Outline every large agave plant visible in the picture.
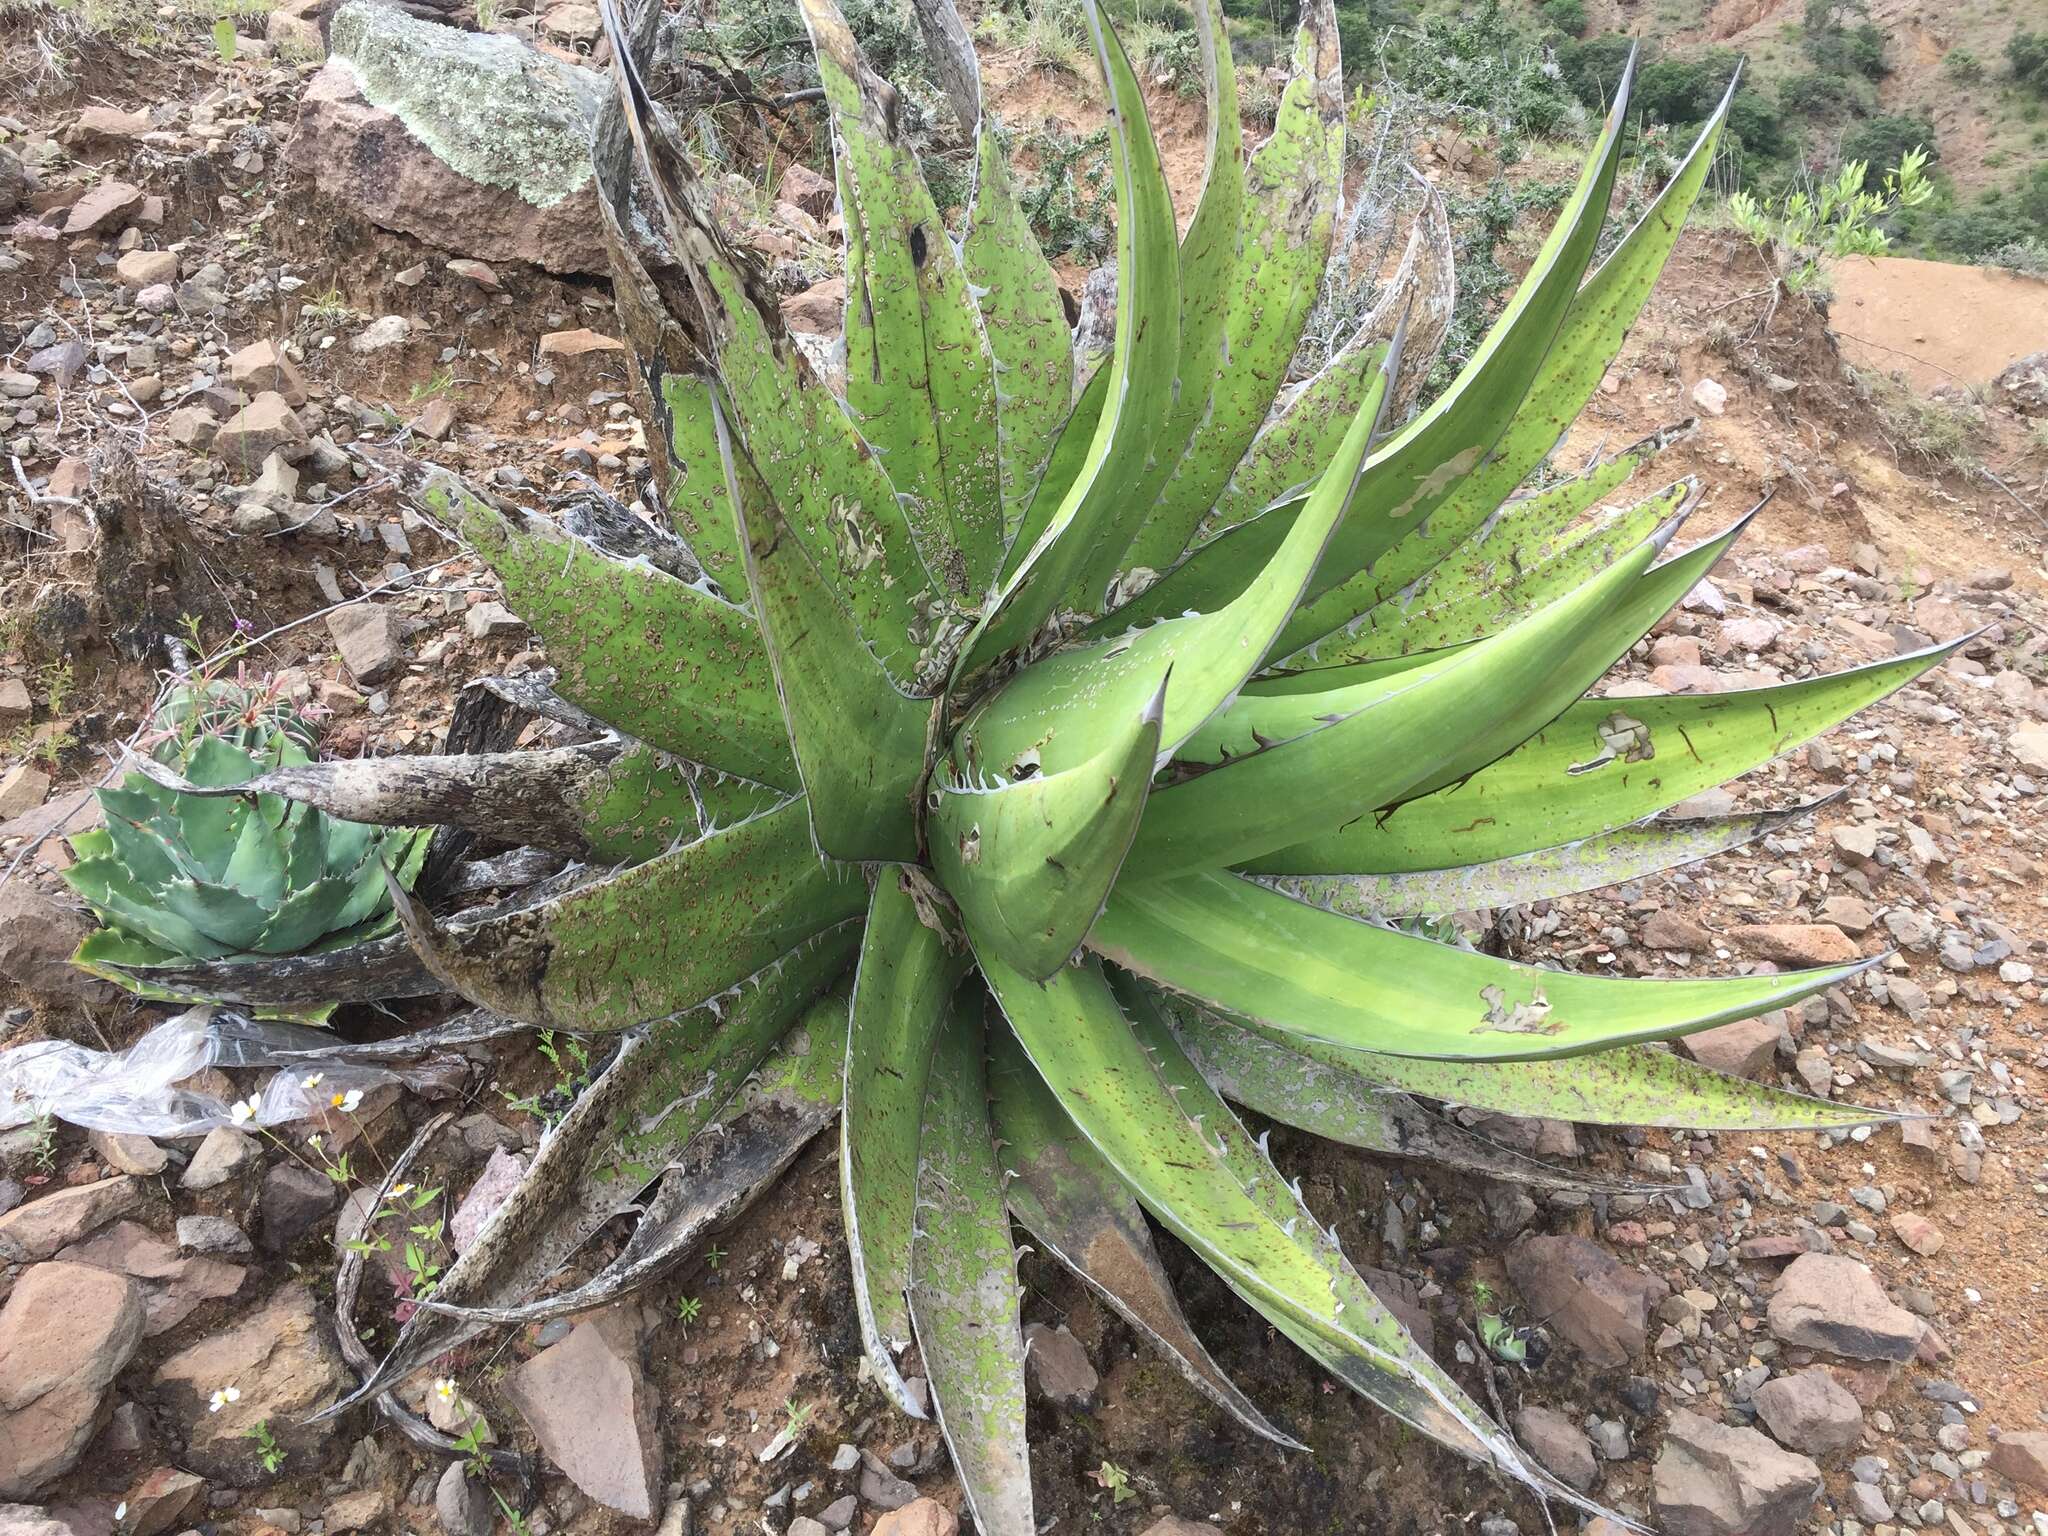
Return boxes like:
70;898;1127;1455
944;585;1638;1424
112;0;1950;1522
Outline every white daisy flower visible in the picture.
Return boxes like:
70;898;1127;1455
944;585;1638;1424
433;1378;457;1401
332;1088;364;1114
390;1183;414;1200
303;1072;324;1090
229;1098;259;1126
208;1385;241;1413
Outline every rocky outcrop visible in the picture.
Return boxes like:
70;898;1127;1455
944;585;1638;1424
288;2;606;273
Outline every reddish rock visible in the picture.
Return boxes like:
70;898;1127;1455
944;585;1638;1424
114;249;178;288
781;278;846;336
1506;1234;1667;1368
504;1315;660;1517
0;1178;142;1263
1680;1016;1781;1080
872;1502;958;1536
121;1467;206;1536
1729;923;1860;967
1022;1323;1099;1411
1990;1431;2048;1492
1889;1212;1944;1256
327;604;406;687
1751;1367;1862;1455
1652;1409;1820;1536
0;1262;147;1497
62;180;144;235
214;392;309;473
1767;1253;1921;1362
58;1220;246;1335
154;1285;349;1485
288;57;605;274
1642;908;1713;951
1649;662;1722;693
537;327;625;359
777;160;834;217
225;339;307;408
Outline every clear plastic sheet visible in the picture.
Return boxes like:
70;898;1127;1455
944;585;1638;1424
0;1007;404;1138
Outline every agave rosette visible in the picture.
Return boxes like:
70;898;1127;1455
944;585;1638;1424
64;678;429;1017
84;0;1951;1522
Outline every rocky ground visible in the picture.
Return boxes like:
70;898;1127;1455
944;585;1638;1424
2;5;2047;1536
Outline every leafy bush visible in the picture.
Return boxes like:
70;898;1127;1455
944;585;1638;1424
1554;32;1634;110
1802;0;1886;79
1381;0;1578;139
1840;113;1937;174
1778;69;1858;117
1943;48;1983;84
1728;147;1933;291
2008;30;2048;92
1539;0;1585;37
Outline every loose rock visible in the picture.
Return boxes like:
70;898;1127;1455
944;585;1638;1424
1506;1234;1668;1368
1767;1253;1922;1362
0;1262;146;1497
1751;1367;1863;1455
504;1315;661;1518
1652;1410;1821;1536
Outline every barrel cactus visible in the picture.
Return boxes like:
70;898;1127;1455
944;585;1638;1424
83;0;1948;1521
64;676;427;1013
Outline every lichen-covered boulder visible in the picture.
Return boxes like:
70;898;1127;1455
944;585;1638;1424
288;1;606;273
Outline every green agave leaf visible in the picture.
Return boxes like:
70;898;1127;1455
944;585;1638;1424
986;1024;1303;1448
1090;872;1874;1062
964;127;1076;547
1163;999;1658;1193
1001;365;1110;584
843;874;972;1417
333;938;855;1415
610;76;940;677
1272;1027;1896;1133
95;791;194;888
981;952;1567;1502
251;872;361;954
133;741;720;868
1121;0;1345;576
1322;450;1697;664
1129;502;1685;879
958;332;1397;783
954;0;1181;675
72;926;180;970
158;877;272;952
1108;48;1638;639
221;802;290;909
717;401;933;863
386;795;868;1031
1269;796;1839;918
1183;198;1455;549
64;856;236;959
802;0;1002;596
1276;75;1739;661
1250;641;1966;875
462;500;797;790
932;676;1165;980
644;370;743;591
908;993;1034;1536
900;0;1074;549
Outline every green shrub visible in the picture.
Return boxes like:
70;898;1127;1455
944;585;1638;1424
1778;69;1857;116
1554;32;1634;110
1801;0;1886;78
1841;113;1936;174
1943;48;1982;83
2008;30;2048;92
1539;0;1585;37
